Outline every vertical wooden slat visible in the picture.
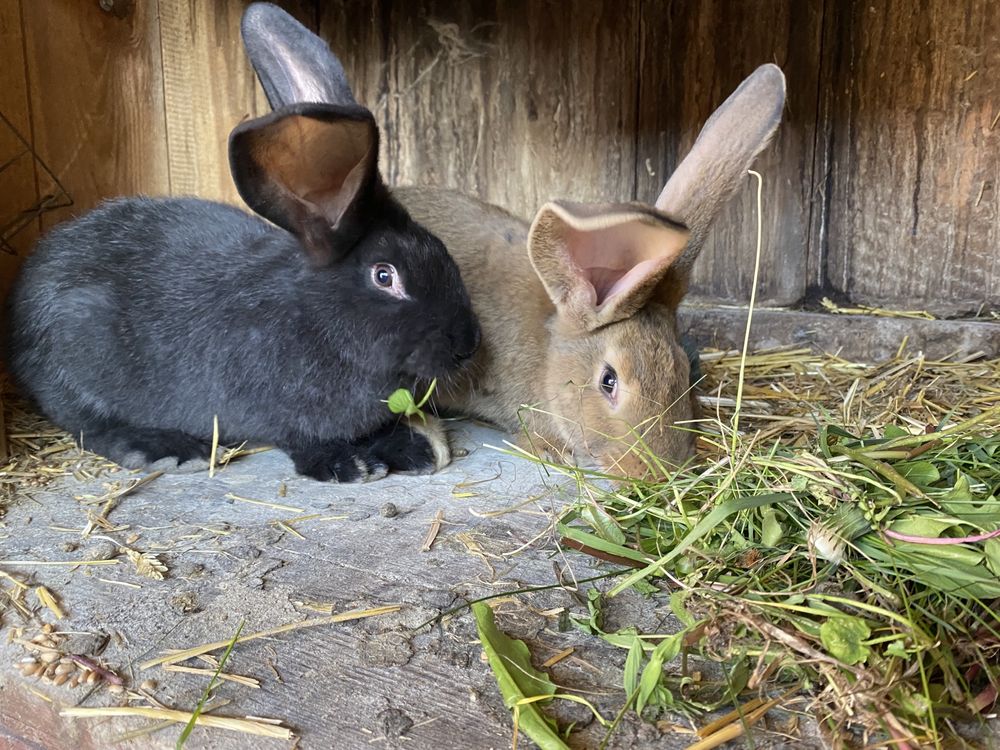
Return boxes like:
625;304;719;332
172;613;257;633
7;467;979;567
157;0;317;205
323;0;639;221
637;0;825;306
0;0;39;306
823;0;1000;313
21;0;170;229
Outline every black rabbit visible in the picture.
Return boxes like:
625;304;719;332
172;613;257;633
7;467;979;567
5;99;480;482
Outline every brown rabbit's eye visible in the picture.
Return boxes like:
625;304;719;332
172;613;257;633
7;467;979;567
599;365;619;404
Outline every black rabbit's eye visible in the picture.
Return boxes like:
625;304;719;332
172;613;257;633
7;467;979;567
599;365;619;404
373;264;394;287
371;263;408;300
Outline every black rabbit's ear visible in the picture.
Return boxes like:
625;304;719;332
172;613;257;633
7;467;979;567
242;2;357;109
230;103;380;265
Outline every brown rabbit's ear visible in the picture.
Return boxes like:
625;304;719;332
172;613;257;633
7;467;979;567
654;64;785;279
229;103;379;265
527;200;690;331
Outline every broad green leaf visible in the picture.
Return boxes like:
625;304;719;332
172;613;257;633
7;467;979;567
897;461;940;487
600;629;642;650
558;524;650;564
984;539;1000;578
649;629;686;664
635;655;662;715
819;616;871;665
623;637;643;696
888;515;966;539
761;508;784;547
580;504;626;545
472;603;567;750
884;640;909;659
569;588;604;635
386;388;416;415
634;629;687;715
669;590;696;627
728;658;750;696
883;425;910;440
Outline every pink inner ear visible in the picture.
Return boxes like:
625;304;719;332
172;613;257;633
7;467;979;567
561;222;686;309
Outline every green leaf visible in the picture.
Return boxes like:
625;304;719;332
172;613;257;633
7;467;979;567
558;524;651;564
176;620;244;749
819;616;871;665
897;460;940;487
472;603;567;750
984;539;1000;578
669;590;696;628
761;508;784;547
623;637;643;696
649;629;686;664
635;629;686;715
386;388;416;415
609;493;791;596
580;504;626;545
884;640;909;659
635;655;662;716
728;658;750;696
883;425;910;440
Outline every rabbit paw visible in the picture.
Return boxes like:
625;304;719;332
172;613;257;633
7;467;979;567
85;426;217;473
369;417;451;475
289;441;390;483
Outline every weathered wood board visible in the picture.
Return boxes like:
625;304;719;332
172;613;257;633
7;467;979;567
20;0;170;229
637;0;824;307
1;0;999;360
820;0;1000;312
1;425;805;750
377;0;640;221
680;307;1000;361
0;0;39;301
158;0;317;206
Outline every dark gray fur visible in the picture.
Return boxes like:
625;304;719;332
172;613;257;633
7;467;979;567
6;114;479;482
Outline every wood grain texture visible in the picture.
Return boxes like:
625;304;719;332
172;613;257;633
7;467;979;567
823;0;1000;312
21;0;170;229
637;0;824;306
680;306;1000;361
157;0;317;204
331;0;640;221
0;0;37;304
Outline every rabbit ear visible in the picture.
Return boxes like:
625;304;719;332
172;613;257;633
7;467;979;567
241;2;358;109
654;64;786;277
527;201;690;331
230;103;380;266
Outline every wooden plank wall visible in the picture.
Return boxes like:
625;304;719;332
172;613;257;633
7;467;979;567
292;0;1000;314
0;0;998;316
0;0;310;299
819;0;1000;313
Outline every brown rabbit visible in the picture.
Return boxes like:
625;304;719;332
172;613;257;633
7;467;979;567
241;3;785;477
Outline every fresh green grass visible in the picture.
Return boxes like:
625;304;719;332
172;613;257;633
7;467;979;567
542;398;1000;746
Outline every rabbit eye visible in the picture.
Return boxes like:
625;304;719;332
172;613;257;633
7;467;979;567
371;263;407;299
598;365;619;405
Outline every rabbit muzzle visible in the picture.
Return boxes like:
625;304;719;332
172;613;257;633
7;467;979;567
399;312;481;379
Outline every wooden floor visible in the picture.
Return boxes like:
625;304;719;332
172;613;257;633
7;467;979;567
1;424;817;750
